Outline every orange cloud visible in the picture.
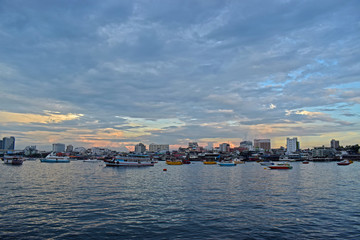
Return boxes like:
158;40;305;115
0;111;83;124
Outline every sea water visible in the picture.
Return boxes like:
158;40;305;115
1;161;360;239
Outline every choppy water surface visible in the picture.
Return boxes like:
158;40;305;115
1;160;360;239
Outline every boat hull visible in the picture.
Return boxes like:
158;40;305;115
166;161;183;165
203;161;217;164
106;161;154;167
268;166;292;169
219;163;236;166
4;159;23;165
40;159;70;163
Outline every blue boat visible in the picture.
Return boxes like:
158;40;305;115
218;161;236;166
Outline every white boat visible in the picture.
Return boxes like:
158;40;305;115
3;155;23;165
40;152;70;163
106;155;154;167
83;159;100;162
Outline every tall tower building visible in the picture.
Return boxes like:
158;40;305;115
135;143;146;153
286;137;299;154
3;136;15;150
149;144;169;152
219;143;230;152
330;139;339;149
66;145;74;152
52;143;65;153
254;139;271;151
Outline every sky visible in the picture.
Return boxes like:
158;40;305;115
0;0;360;151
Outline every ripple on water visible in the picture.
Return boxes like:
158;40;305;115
1;161;360;239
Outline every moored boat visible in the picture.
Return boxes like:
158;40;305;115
268;163;292;169
106;155;155;167
233;158;245;164
166;160;183;165
40;152;70;163
218;161;236;166
83;159;100;162
106;159;154;167
337;159;352;165
3;155;23;165
259;161;274;166
203;160;217;164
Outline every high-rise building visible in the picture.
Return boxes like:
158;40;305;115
254;139;271;151
0;140;3;149
149;143;169;152
135;143;146;153
188;142;198;150
219;143;230;152
240;141;253;150
52;143;65;153
66;145;74;152
286;137;299;154
3;136;15;150
330;139;339;149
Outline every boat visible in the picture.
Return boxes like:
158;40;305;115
302;161;309;164
337;159;352;166
268;163;292;169
203;160;217;164
83;159;101;162
40;152;70;163
182;159;191;164
106;155;155;167
218;161;236;166
259;161;274;166
166;160;183;165
233;158;245;164
3;155;23;165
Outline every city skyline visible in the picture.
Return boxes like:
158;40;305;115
1;0;359;151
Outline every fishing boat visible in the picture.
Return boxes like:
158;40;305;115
166;160;183;165
268;163;292;169
83;159;101;162
218;161;236;166
3;155;23;165
259;161;274;166
182;159;191;164
337;159;352;166
106;155;155;167
40;152;70;163
203;160;217;164
233;158;245;164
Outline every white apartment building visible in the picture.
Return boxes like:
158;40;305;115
135;143;146;153
52;143;65;153
286;137;299;154
149;143;169;152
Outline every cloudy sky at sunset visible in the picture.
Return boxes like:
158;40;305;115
1;0;359;151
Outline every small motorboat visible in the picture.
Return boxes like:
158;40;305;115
268;163;292;169
203;160;217;164
302;161;309;164
166;160;183;165
260;161;274;166
337;160;352;166
83;159;100;162
106;159;154;167
3;155;23;165
218;161;236;166
233;158;245;164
